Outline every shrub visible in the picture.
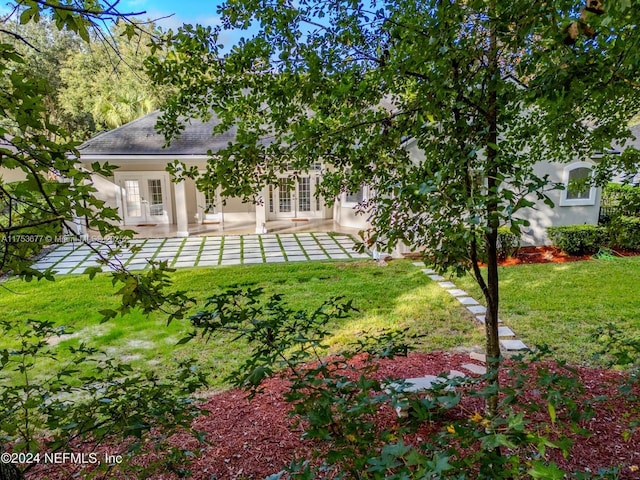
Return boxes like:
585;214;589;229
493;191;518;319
600;184;640;223
497;226;521;259
547;225;604;256
190;288;605;480
607;215;640;250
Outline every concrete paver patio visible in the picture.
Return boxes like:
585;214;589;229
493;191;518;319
31;233;370;275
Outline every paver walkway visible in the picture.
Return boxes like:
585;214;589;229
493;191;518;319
412;262;529;354
32;233;370;275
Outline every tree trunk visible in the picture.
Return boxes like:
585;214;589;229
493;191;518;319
484;0;501;419
0;445;24;480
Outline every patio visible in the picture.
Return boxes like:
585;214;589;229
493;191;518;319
31;232;371;275
125;218;363;238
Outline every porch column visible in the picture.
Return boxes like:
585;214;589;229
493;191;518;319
255;188;267;234
175;178;189;237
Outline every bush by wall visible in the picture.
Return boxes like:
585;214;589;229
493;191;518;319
547;225;604;256
497;226;521;259
607;215;640;250
600;183;640;224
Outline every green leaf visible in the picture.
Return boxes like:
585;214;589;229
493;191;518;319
547;401;556;425
528;460;566;479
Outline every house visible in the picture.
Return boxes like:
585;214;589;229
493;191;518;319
77;110;369;238
76;110;607;246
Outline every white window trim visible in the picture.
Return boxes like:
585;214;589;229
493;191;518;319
559;161;596;207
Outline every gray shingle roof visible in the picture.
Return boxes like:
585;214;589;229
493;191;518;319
623;123;640;151
78;111;235;156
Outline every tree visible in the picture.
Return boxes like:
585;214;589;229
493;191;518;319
147;0;640;417
59;20;169;134
0;17;92;140
1;3;199;479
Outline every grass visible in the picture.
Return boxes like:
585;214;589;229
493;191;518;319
455;256;640;366
0;260;484;388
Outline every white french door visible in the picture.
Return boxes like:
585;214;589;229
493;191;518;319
268;175;322;220
116;172;172;225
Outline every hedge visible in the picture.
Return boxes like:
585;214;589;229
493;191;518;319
547;225;604;256
607;216;640;250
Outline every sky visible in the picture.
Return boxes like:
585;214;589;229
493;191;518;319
117;0;225;30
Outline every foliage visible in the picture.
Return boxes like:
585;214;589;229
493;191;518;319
0;2;196;479
190;288;611;479
592;323;640;370
59;20;169;134
547;225;604;255
146;0;640;416
600;183;640;222
0;260;483;388
0;317;207;478
478;226;521;262
0;18;90;139
496;226;521;260
606;215;640;250
455;256;640;366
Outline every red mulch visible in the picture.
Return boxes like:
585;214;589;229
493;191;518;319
498;246;640;266
25;352;640;480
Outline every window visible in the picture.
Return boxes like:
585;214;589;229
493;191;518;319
344;187;365;205
560;162;596;206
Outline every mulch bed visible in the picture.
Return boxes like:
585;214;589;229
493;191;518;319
26;352;640;480
499;246;640;266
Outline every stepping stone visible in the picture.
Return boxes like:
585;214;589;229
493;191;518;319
308;254;328;260
56;262;81;268
448;370;467;379
422;268;436;274
470;352;486;363
457;296;479;306
287;256;308;262
386;375;457;417
177;255;198;261
197;260;218;266
428;274;444;281
413;261;425;267
389;375;448;393
243;257;264;264
128;264;148;271
220;259;241;265
53;268;73;274
500;339;529;351
438;281;456;288
474;315;503;324
155;256;176;263
265;257;285;263
447;289;468;297
462;363;487;375
467;305;487;314
498;326;516;338
327;253;349;259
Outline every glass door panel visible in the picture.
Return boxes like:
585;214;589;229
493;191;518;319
278;178;292;214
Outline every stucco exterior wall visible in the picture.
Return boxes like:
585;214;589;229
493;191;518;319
333;199;368;230
517;160;601;245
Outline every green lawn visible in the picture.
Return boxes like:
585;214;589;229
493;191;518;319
0;260;483;387
455;256;640;366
